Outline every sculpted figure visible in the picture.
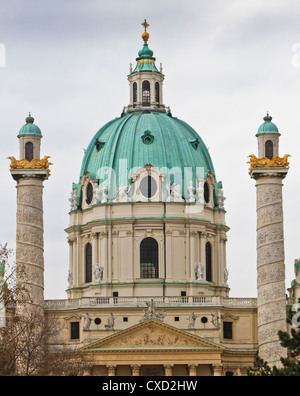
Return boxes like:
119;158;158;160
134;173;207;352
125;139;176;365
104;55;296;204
105;313;116;330
83;312;92;331
187;312;198;328
93;263;104;282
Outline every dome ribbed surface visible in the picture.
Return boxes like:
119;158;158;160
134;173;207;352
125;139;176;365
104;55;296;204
80;111;215;190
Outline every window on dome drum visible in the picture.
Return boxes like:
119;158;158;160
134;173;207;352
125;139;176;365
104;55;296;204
155;82;159;103
140;238;159;278
142;80;150;106
204;182;210;203
85;243;92;283
86;182;93;205
205;242;212;282
265;140;274;160
140;176;157;199
133;82;137;104
25;141;34;162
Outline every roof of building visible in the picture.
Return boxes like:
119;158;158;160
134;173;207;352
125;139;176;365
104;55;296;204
79;110;215;190
18;113;42;137
257;113;279;135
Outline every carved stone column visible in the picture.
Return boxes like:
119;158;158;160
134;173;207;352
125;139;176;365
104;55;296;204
212;364;223;376
250;168;288;367
131;364;141;376
107;365;117;376
12;171;49;316
164;364;173;376
188;364;197;376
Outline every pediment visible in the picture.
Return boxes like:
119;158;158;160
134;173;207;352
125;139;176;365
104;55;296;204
80;319;225;352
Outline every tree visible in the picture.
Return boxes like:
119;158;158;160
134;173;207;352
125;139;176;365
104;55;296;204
248;299;300;376
0;242;94;376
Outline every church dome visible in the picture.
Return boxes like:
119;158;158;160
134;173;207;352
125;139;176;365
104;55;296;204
79;110;215;199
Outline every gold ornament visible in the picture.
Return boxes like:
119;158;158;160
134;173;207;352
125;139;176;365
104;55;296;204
8;156;52;172
248;154;290;170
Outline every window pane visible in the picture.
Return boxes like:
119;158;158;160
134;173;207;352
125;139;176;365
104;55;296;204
223;322;233;339
155;82;159;103
206;242;212;282
133;82;137;103
85;243;92;283
140;238;158;278
142;80;150;106
265;140;273;160
25;142;34;162
70;322;79;340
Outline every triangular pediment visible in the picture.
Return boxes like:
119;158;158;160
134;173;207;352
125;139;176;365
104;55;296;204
80;319;225;352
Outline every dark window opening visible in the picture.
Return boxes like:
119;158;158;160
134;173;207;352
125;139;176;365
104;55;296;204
94;318;101;325
223;322;233;339
140;237;159;278
85;243;92;283
86;182;93;205
123;317;128;322
204;182;210;203
25;141;34;162
70;322;80;340
174;317;180;322
155;82;160;103
142;80;150;106
133;82;137;104
201;316;208;324
206;242;212;282
265;140;274;160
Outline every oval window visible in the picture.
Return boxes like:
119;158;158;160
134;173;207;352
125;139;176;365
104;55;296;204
86;183;94;205
204;182;210;203
140;176;157;199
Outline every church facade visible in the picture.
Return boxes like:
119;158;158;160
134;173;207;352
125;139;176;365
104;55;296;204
7;21;299;376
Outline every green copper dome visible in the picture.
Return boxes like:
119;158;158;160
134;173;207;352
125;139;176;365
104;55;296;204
18;114;42;137
257;113;279;135
78;111;217;203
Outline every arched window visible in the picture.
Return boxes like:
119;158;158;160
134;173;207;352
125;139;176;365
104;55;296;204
133;82;137;104
155;82;160;104
140;238;158;278
142;80;150;106
265;140;274;160
205;242;212;282
25;142;34;161
85;243;92;283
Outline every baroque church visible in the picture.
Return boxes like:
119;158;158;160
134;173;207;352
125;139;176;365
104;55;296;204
5;20;300;376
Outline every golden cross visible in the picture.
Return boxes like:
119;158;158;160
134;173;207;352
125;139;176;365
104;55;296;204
142;19;150;32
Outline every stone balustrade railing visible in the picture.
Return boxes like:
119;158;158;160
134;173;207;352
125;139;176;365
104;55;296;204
44;296;257;310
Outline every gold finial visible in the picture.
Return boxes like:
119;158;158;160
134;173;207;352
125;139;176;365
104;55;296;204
141;19;150;44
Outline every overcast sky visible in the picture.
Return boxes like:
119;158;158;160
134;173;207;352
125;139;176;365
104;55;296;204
0;0;299;300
